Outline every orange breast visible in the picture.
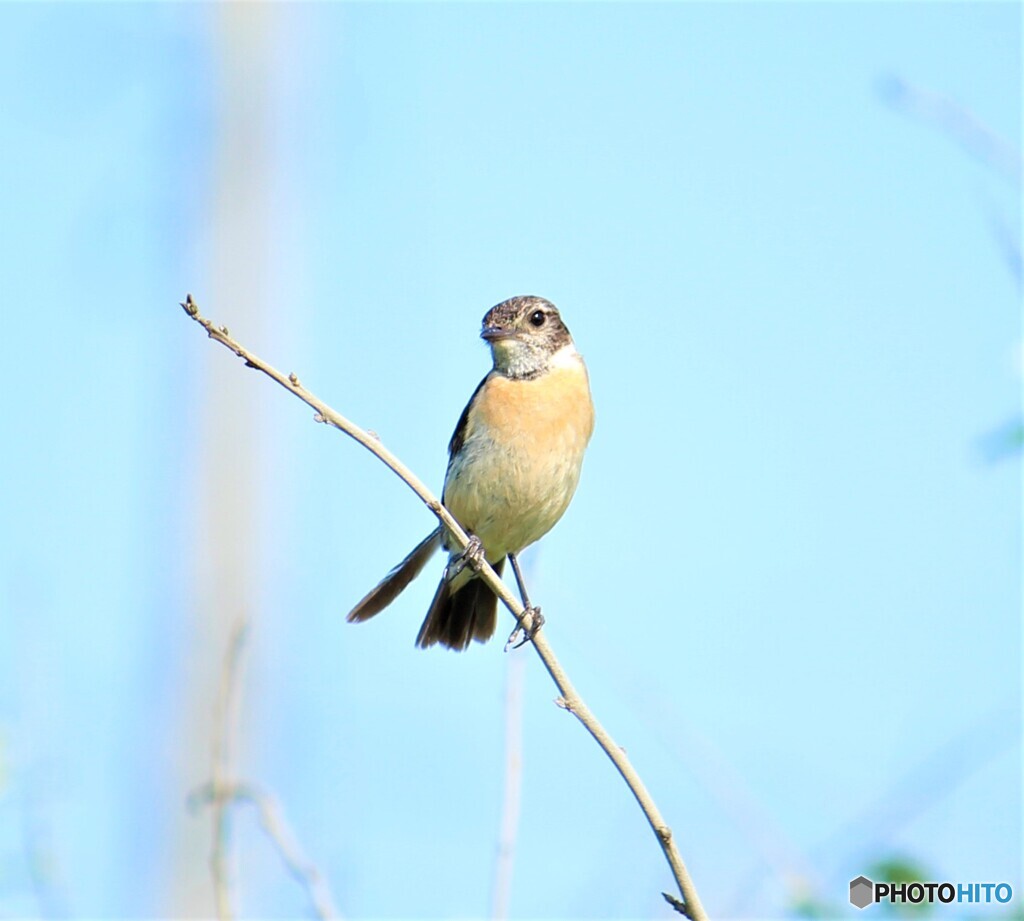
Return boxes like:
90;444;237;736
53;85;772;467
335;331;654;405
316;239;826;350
473;363;595;451
443;360;594;565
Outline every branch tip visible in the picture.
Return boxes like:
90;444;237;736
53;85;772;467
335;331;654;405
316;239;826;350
662;892;691;918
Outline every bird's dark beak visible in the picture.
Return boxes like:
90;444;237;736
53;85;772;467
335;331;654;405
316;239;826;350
481;326;515;342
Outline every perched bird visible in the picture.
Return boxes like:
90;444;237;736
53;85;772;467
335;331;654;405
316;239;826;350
347;295;594;650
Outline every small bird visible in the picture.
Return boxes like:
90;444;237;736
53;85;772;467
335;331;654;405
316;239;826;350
347;295;595;650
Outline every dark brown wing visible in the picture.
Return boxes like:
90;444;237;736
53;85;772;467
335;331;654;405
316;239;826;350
346;528;442;622
448;373;490;459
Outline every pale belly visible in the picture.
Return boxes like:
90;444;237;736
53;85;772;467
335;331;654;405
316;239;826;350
443;427;587;561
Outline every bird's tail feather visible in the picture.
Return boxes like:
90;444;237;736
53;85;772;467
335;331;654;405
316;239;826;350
346;528;443;623
416;558;504;651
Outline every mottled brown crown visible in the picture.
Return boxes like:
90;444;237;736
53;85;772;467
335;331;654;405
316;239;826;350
481;296;572;350
483;295;554;329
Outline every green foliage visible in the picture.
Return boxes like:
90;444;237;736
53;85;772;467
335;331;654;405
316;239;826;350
867;856;933;916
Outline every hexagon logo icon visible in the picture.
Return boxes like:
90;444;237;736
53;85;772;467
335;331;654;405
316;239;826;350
850;876;874;909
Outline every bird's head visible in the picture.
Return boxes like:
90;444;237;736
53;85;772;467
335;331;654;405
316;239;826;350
480;295;574;380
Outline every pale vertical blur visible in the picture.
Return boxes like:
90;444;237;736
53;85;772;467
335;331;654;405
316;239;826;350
167;5;274;915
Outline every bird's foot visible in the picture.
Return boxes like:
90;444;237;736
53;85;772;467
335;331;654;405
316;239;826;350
504;606;545;651
447;535;485;581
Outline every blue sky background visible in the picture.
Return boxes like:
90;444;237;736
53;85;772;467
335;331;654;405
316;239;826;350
0;3;1019;919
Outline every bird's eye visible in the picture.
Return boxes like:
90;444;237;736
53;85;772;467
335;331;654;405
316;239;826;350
529;310;546;328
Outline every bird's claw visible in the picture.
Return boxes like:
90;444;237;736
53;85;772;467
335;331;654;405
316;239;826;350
447;535;485;581
504;606;544;651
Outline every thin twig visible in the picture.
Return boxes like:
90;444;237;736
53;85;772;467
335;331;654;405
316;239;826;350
179;294;709;921
491;650;526;919
211;617;249;919
197;615;340;919
879;74;1022;185
190;782;341;919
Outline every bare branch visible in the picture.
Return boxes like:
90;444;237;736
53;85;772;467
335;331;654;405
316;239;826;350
879;74;1022;185
190;782;340;919
491;650;526;919
179;294;709;921
210;617;249;919
192;614;340;919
